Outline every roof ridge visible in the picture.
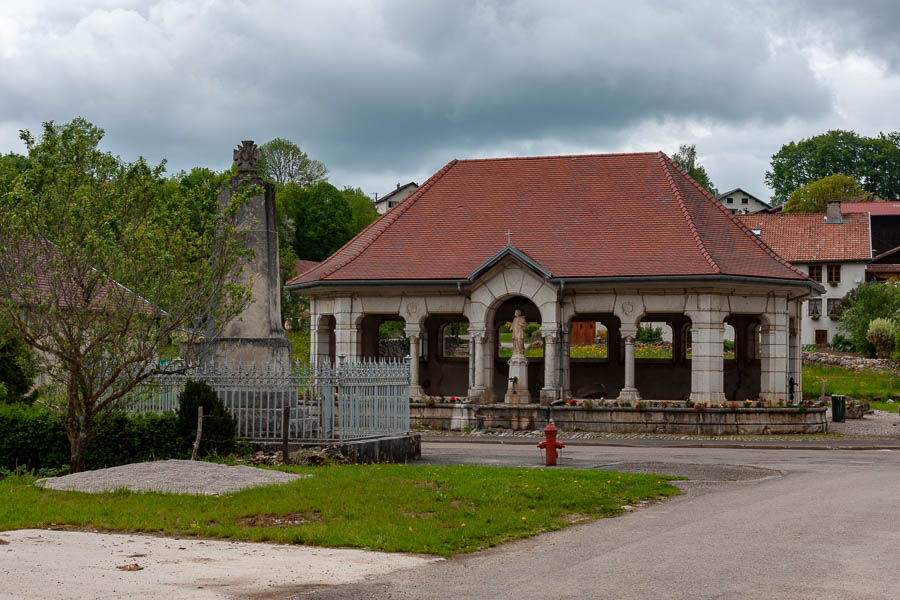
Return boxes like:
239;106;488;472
657;152;721;275
659;152;810;280
306;160;459;283
455;151;659;163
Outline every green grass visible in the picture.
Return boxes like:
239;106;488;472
802;364;900;403
0;464;680;557
288;329;310;365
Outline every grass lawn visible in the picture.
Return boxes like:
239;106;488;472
288;328;310;365
802;364;900;409
0;464;680;557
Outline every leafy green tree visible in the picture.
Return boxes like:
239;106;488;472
0;118;254;472
258;138;328;187
0;337;38;404
766;130;900;204
866;318;896;359
839;281;900;357
783;174;868;213
672;144;717;195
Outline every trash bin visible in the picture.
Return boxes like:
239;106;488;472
832;395;846;422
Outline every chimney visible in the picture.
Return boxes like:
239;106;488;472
825;200;842;223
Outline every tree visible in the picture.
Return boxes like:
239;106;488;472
258;138;328;187
0;336;38;404
782;174;868;213
671;144;716;195
839;281;900;357
766;130;900;204
0;118;254;472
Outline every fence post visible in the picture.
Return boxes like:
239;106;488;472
191;406;203;460
282;400;290;465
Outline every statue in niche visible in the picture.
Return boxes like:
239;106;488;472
511;309;527;356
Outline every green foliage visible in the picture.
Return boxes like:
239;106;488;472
524;322;541;338
671;144;716;194
0;464;680;557
279;181;377;261
0;337;38;404
258;138;328;187
830;333;855;353
838;281;900;356
802;364;900;402
378;320;406;340
0;118;254;471
636;325;663;344
176;380;236;457
866;318;896;359
0;403;180;471
783;174;866;213
766;129;900;204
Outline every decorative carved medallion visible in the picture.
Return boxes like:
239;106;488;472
233;140;261;174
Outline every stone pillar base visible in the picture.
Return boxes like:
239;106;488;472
690;391;727;404
505;355;530;404
539;388;558;405
409;384;425;400
467;387;487;403
617;387;642;403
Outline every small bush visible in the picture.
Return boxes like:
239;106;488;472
0;338;38;404
637;325;663;344
723;339;736;352
866;318;896;359
830;333;855;353
524;322;542;338
176;380;236;457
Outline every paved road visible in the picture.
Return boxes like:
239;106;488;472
300;441;900;600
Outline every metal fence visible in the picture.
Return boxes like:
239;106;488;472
125;358;410;442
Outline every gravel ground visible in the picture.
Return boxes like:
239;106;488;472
36;459;303;495
827;407;900;437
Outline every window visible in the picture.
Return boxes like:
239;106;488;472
388;201;398;208
827;264;841;284
827;299;841;316
808;299;821;316
726;197;733;204
741;198;749;204
808;265;822;282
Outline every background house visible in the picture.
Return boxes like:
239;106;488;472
716;188;770;214
738;202;871;346
374;182;419;214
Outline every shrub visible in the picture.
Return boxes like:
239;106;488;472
830;333;855;353
176;380;236;457
723;339;736;352
839;281;900;356
867;319;897;359
524;323;542;338
0;337;38;404
636;325;663;344
0;403;181;472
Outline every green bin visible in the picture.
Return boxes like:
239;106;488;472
832;395;846;422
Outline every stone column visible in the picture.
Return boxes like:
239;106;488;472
617;328;641;402
560;326;571;401
540;326;560;404
760;313;789;404
405;326;424;399
311;316;332;366
687;316;726;404
484;328;496;402
468;329;487;402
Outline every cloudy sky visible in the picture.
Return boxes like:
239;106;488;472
1;1;899;202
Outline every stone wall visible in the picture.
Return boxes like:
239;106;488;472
411;403;827;434
803;351;898;373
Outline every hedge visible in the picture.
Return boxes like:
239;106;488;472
0;403;183;472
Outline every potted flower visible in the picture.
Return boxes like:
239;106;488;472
811;314;820;321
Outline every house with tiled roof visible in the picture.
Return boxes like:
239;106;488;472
374;182;418;215
288;152;822;405
840;201;900;256
716;188;770;214
738;202;872;346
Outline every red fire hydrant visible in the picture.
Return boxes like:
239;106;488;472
537;421;565;466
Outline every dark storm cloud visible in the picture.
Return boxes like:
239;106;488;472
0;0;893;194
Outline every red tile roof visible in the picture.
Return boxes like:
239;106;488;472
293;259;320;277
737;213;871;263
288;153;809;287
841;201;900;215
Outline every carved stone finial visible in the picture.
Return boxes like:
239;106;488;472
233;140;261;174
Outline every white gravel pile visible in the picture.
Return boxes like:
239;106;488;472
36;459;304;495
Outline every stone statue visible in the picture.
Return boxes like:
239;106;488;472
233;140;261;174
511;309;527;355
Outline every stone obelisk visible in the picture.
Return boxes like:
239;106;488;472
211;140;291;366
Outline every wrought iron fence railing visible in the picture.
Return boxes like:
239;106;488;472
124;358;410;442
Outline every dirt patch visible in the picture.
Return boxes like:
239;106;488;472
237;511;322;528
402;510;436;519
411;480;442;489
564;513;591;524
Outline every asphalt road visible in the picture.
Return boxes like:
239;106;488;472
299;441;900;600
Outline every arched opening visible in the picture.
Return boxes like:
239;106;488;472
634;314;690;400
359;314;408;359
312;314;336;365
421;314;470;398
724;314;762;401
489;296;543;402
567;313;620;399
